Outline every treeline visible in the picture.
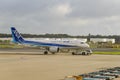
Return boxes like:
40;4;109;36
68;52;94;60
0;33;74;38
0;33;120;43
0;33;120;38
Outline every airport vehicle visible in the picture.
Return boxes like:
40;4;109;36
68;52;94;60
64;75;105;80
99;71;120;78
64;67;120;80
11;27;92;55
80;74;112;80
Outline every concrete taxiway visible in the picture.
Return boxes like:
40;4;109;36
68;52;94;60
0;49;120;80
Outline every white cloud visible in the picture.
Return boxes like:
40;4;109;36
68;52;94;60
50;3;72;17
0;0;120;35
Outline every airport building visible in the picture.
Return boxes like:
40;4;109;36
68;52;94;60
0;38;11;41
90;38;115;44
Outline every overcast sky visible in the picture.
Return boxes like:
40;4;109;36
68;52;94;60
0;0;120;35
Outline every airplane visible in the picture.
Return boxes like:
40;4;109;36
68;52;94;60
11;27;92;55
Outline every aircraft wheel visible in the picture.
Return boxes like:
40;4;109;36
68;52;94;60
72;52;75;55
52;52;55;54
44;51;48;55
82;52;85;55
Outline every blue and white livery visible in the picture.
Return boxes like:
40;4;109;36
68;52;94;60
11;27;92;55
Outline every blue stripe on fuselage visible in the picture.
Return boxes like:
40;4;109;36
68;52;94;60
22;40;78;48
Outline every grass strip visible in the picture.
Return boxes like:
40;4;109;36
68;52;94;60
94;51;120;55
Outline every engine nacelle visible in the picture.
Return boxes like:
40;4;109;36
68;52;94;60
49;47;59;53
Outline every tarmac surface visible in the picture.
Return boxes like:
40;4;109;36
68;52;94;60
0;48;120;80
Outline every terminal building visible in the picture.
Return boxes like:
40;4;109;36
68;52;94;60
0;38;11;41
90;38;115;44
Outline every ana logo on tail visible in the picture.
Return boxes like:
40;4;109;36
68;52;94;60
13;29;21;39
11;27;24;43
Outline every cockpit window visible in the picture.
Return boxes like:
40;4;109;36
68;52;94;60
80;42;84;44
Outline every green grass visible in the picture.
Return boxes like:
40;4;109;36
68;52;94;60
94;51;120;55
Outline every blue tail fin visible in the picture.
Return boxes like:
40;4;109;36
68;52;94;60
11;27;24;43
